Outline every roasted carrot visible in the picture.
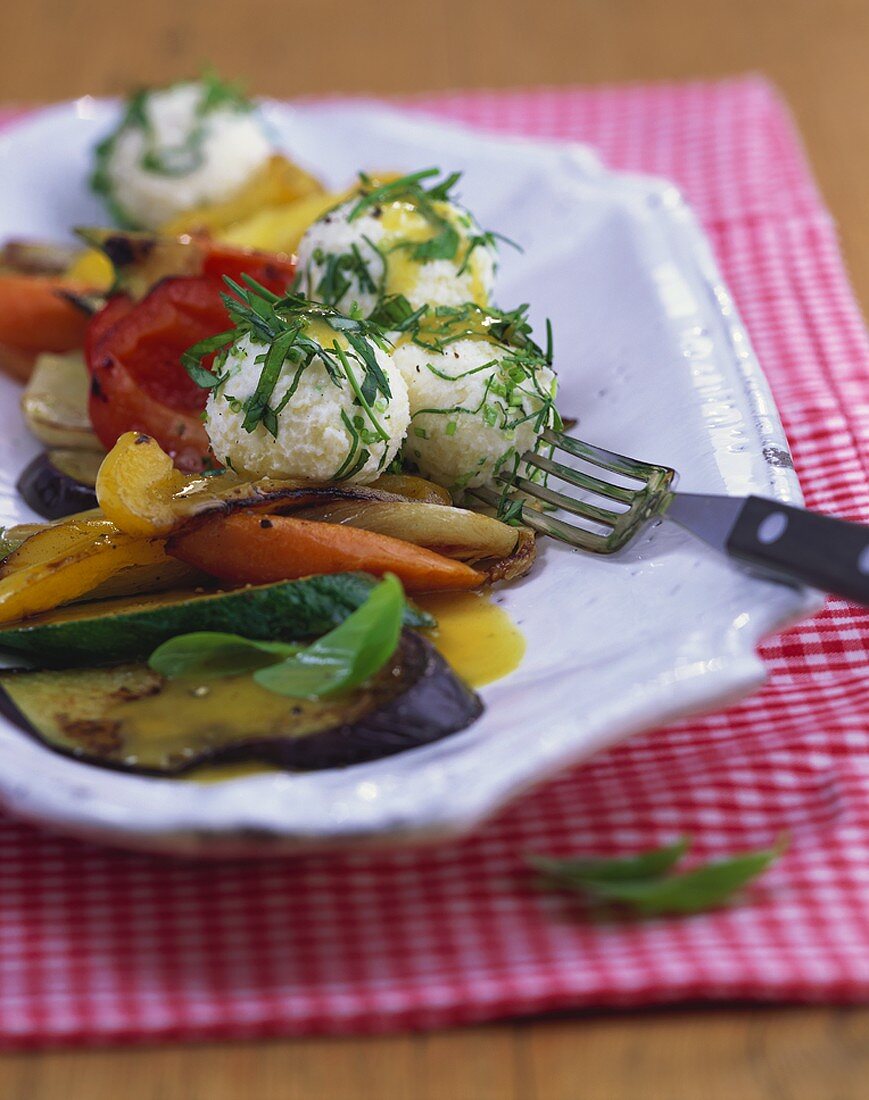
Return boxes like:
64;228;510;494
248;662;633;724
168;513;484;593
0;275;94;355
0;339;37;382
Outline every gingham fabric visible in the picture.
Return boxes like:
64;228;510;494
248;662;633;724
1;77;868;1047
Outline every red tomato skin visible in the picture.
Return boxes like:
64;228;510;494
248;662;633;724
82;248;295;470
101;278;225;411
200;244;295;291
86;292;210;470
87;348;211;471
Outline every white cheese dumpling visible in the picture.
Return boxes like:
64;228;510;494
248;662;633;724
392;305;558;493
294;170;498;319
92;75;272;230
202;292;409;484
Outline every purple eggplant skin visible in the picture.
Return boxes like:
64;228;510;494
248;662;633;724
16;451;99;520
0;631;484;775
257;631;484;771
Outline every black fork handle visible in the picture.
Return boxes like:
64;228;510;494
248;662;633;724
727;497;869;605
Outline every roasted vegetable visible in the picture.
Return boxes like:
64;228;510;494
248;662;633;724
368;474;452;505
0;520;71;557
21;352;102;449
0;573;432;666
96;432;529;581
83;558;204;602
168;513;484;593
0;510;201;604
95;431;416;536
217;189;346;253
1;239;80;277
88;348;212;471
0;274;95;356
160;155;326;238
294;500;518;562
96;432;464;534
75;228;200;298
16;450;102;520
84;251;295;469
0;514;119;574
95;429;187;535
0;521;171;624
483;527;537;584
0;340;37;382
75;228;296;302
0;630;482;773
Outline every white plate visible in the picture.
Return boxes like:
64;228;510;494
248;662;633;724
0;98;822;855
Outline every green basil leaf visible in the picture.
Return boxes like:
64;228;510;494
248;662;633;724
254;574;404;698
149;632;298;680
527;837;689;886
582;847;783;915
528;837;786;917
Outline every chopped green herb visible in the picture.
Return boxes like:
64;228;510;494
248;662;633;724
457;230;521;276
310;243;383;310
346;169;444;222
497;498;525;526
184;277;395;480
307;168;507;318
368;294;428;332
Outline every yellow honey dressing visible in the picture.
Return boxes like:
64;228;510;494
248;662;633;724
379;200;432;301
305;317;348;348
192;591;523;782
417;590;525;688
379;200;488;307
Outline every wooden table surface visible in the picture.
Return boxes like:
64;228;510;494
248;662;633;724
0;0;867;1095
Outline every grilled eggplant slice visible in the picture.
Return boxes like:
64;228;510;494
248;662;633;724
17;450;102;519
0;630;482;774
0;573;433;666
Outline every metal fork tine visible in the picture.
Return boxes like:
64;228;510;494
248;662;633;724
505;474;620;526
522;451;635;504
470;486;612;551
541;428;655;481
471;432;677;556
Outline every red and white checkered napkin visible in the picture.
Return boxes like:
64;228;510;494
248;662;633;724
1;78;868;1047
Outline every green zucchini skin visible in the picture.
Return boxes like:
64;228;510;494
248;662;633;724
0;573;433;667
0;631;482;774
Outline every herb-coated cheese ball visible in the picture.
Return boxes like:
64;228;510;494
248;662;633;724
392;306;558;493
202;297;409;484
92;77;272;230
294;170;498;319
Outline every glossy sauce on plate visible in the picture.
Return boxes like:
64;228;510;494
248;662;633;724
416;590;524;688
194;590;523;782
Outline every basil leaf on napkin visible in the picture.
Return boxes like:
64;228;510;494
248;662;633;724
528;837;785;916
528;837;689;886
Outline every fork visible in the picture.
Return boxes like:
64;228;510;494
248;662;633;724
471;428;869;606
